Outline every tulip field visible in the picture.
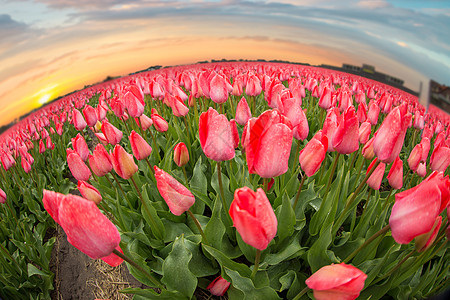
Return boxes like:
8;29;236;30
1;61;450;299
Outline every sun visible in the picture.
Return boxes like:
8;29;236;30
38;93;52;105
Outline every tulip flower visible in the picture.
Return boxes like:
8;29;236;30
430;146;450;173
173;142;189;167
318;86;332;110
408;144;422;172
245;109;293;178
209;73;230;104
323;107;340;152
73;109;87;131
137;114;153;131
43;190;121;260
367;100;380;125
89;144;112;177
230;119;240;149
293;108;309;141
21;155;31;173
199;108;235;162
72;133;90;162
101;120;123;146
129;130;152;161
124;90;145;118
235;96;252;125
366;158;386;190
417;162;427;177
373;103;411;163
387;156;403;190
245;73;262;96
0;187;6;204
151;112;169;132
207;276;231;296
419;137;430;162
389;171;450;244
332;106;359;154
299;133;328;177
305;263;367;300
154;166;195;216
415;216;442;252
110;144;138;180
0;151;15;171
39;139;46;153
82;105;98;127
358;121;371;144
78;181;102;205
67;149;91;181
229;187;277;250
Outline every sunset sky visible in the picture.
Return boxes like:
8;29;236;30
1;0;449;126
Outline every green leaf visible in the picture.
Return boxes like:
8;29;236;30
141;184;165;240
264;235;305;265
120;288;187;299
224;268;281;300
161;235;197;298
204;195;226;250
161;219;194;243
202;244;251;278
275;193;296;243
307;223;338;272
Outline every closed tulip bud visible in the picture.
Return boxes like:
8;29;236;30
318;86;332;110
207;276;231;297
245;73;262;96
67;149;91;181
199;108;236;162
110;144;138;179
367;100;380;125
366;158;386;190
89;144;112;177
41;128;49;139
299;133;328;177
209;73;230;104
72;133;89;161
137;114;153;131
387;156;403;189
415;216;442;252
229;187;277;250
96;104;107;122
1;151;15;171
235;96;252;125
323;107;340;152
430;146;450;172
82;105;98;127
417;162;427;177
101;120;123;145
151;113;169;132
358;121;371;144
362;136;375;160
124;90;145;118
230;119;240;149
73;109;87;131
306;263;367;300
129;130;152;160
332;106;359;154
0;187;6;204
408;144;422;172
173;142;189;167
420;137;430;162
110;96;125;117
78;180;102;204
39;139;46;153
154;166;195;215
293;109;309;141
46;136;55;150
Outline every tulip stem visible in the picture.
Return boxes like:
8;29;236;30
322;153;340;204
262;178;269;192
0;242;22;272
251;249;261;280
293;174;306;210
110;172;133;208
187;209;209;245
112;249;164;289
217;162;227;211
144;158;155;178
343;224;390;263
130;176;144;203
292;286;309;300
182;165;189;186
371;249;415;285
148;130;161;162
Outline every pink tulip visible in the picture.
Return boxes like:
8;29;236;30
39;140;46;153
408;144;422;172
235;96;252;125
366;158;386;190
419;137;430;162
129;130;152;160
293;109;309;141
89;144;112;177
199;108;235;162
207;276;231;296
417;162;427;177
332;106;359;154
83;105;98;127
323;108;340;152
137;114;153;131
124;90;145;118
430;146;450;172
389;171;450;244
367;100;379;125
154;166;195;215
230;119;240;149
318;86;332;110
209;73;230;104
306;263;367;300
245;73;262;96
78;181;102;205
73;109;87;131
173;142;189;167
229;187;277;250
151;112;169;132
110;145;138;180
0;187;6;204
415;216;442;252
72;133;90;162
101;120;123;145
358;121;371;144
67;149;91;181
42;190;64;224
299;132;328;177
387;156;403;190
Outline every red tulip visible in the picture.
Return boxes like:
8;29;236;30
199;107;235;162
0;151;15;171
333;106;359;154
389;171;450;244
373;103;411;163
430;146;450;173
235;96;252;125
358;121;371;144
151;112;169;132
419;137;430;162
387;156;403;190
367;100;379;125
408;144;422;172
154;166;195;215
39;139;46;153
67;149;91;181
136;114;153;131
230;119;240;149
110;145;138;179
129;130;152;160
323;107;340;152
42;190;64;224
207;276;231;296
78;181;102;205
82;105;98;127
89;144;112;177
366;158;386;190
299;132;328;177
101;120;123;145
72;133;90;162
246;109;293;178
293;109;309;141
21;155;31;173
73;109;87;131
229;187;277;250
306;263;367;300
173;142;189;167
101;246;124;267
46;136;55;150
124;90;145;118
318;86;332;110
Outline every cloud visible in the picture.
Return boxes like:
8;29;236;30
357;0;390;9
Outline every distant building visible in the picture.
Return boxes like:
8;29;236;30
429;80;450;114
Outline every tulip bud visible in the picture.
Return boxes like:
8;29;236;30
299;133;328;177
408;144;422;172
89;144;112;177
154;166;195;215
415;216;442;252
367;100;380;125
430;146;450;173
151;113;169;132
230;119;240;149
124;90;145;118
78;180;102;204
207;276;231;297
358;121;371;144
72;133;90;161
46;136;55;150
362;136;375;160
417;162;427;177
67;149;91;181
129;130;152;160
333;106;359;154
366;158;386;190
101;120;123;145
209;73;230;104
73;109;87;131
82;105;98;127
39;140;46;154
0;187;6;204
173;142;189;167
137;114;153;131
110;144;138;179
235;96;252;125
387;156;403;190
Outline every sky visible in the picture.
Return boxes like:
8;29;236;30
1;0;450;127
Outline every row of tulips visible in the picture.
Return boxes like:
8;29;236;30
1;61;449;300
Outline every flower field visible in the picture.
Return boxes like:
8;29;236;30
0;61;449;299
